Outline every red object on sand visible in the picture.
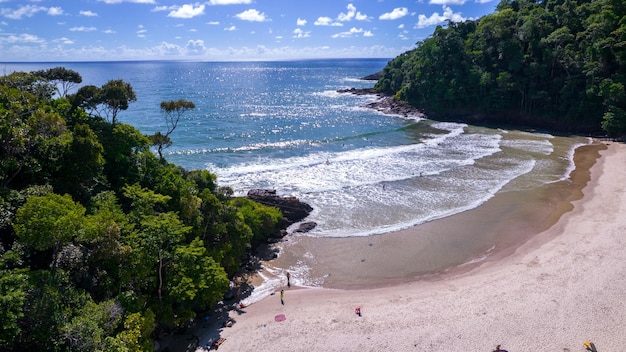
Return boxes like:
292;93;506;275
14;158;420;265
355;307;361;315
274;314;286;322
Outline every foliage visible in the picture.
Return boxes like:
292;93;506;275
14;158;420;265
150;99;196;160
0;68;284;351
375;0;626;137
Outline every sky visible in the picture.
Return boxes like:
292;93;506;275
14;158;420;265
0;0;499;62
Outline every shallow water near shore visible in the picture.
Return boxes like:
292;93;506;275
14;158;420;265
243;133;595;304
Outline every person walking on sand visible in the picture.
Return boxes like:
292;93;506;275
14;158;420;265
280;289;284;305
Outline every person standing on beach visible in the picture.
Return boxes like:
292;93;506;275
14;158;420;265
286;272;291;287
280;289;284;305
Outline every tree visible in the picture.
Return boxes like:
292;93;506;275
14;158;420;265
169;238;229;313
150;99;195;160
60;299;123;352
0;266;29;347
69;80;136;125
34;67;82;98
13;193;86;256
100;80;137;125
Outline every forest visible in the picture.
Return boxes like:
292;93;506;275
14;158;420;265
0;68;284;351
375;0;626;138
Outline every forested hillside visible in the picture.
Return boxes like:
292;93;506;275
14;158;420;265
376;0;626;137
0;69;283;351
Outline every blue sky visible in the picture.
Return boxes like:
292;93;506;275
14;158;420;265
0;0;498;62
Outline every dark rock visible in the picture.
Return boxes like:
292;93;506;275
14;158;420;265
360;71;382;80
246;189;313;225
365;96;426;118
336;87;378;95
294;221;317;233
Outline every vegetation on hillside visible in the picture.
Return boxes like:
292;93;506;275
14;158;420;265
0;68;283;351
375;0;626;137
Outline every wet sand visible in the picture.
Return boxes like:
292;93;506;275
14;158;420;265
210;140;626;352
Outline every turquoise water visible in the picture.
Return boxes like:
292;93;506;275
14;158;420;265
3;60;589;238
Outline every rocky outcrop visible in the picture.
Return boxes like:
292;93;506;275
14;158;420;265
337;88;426;118
365;96;426;118
360;71;383;80
336;87;378;95
246;189;313;226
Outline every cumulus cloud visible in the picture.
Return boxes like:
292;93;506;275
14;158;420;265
379;7;408;20
80;10;98;17
293;28;310;39
186;39;205;54
97;0;155;4
338;4;368;22
332;27;370;38
69;26;97;32
417;6;466;28
53;37;74;44
0;33;45;44
209;0;251;4
47;7;63;16
429;0;467;4
314;16;342;26
235;9;268;22
1;5;47;19
169;4;205;19
296;18;306;26
224;25;237;31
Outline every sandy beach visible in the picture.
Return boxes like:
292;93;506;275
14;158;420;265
172;140;625;352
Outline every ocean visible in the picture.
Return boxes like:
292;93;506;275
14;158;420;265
4;59;589;238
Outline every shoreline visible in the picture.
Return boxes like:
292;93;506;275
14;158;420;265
207;140;625;351
252;140;603;291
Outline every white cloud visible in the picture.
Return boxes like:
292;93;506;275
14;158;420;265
69;26;97;32
224;25;237;31
314;16;342;26
47;7;63;16
209;0;251;4
185;39;205;54
53;37;74;44
236;9;268;22
337;4;368;22
104;29;116;34
151;6;170;12
332;27;370;38
296;18;307;26
169;4;205;19
0;33;45;44
1;5;47;19
429;0;467;4
379;7;408;20
80;10;98;17
207;21;220;25
293;28;310;39
97;0;155;4
417;6;466;28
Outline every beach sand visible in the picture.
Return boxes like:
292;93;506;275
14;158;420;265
186;141;626;352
